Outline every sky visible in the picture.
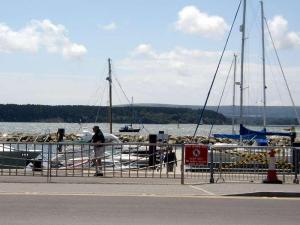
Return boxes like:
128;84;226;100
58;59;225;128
0;0;299;107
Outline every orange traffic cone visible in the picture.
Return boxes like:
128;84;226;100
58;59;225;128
263;149;282;184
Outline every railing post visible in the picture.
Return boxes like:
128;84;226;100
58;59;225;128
181;144;185;185
209;144;214;183
293;147;299;184
47;144;52;183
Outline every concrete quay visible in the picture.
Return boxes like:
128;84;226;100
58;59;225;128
0;176;299;198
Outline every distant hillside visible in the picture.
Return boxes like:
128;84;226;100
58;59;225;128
133;103;300;118
206;106;300;119
131;104;300;125
0;104;227;124
0;104;298;125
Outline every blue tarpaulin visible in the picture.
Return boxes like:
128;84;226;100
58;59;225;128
214;124;291;142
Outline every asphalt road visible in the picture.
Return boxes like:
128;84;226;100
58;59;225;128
1;194;300;225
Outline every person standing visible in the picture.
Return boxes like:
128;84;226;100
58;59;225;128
91;126;105;176
164;146;177;173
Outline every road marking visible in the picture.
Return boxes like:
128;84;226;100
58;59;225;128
189;185;215;195
0;192;299;201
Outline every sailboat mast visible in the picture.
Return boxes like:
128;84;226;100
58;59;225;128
261;0;267;128
232;54;237;134
108;58;113;134
239;0;247;126
131;96;133;127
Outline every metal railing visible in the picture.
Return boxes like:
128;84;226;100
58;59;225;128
183;145;299;184
0;142;183;181
0;142;299;184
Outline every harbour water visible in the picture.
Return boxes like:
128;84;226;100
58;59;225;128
0;122;293;137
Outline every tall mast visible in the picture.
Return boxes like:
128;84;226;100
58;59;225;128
239;0;247;126
131;96;133;127
107;58;113;134
261;1;267;128
232;54;237;134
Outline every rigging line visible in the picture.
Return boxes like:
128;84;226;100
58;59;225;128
112;68;131;104
95;84;108;123
139;124;150;134
112;82;123;105
89;61;109;106
110;64;147;129
248;1;260;36
87;86;100;106
193;0;242;139
265;56;284;106
208;55;235;137
114;76;131;104
264;18;300;125
111;65;145;128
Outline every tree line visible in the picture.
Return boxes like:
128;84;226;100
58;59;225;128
0;104;295;125
0;104;227;124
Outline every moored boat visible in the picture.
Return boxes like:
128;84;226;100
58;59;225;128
0;144;41;169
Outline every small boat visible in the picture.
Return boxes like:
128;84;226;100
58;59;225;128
119;124;140;133
119;96;141;133
0;145;41;169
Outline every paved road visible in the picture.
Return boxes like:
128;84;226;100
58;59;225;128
1;194;300;225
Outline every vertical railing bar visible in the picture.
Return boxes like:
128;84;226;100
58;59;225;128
103;144;106;177
32;143;36;177
166;147;169;179
173;145;176;179
47;144;52;183
64;144;67;177
72;144;75;176
22;143;26;176
136;144;139;178
129;144;131;178
1;143;3;175
10;143;13;176
120;144;123;178
81;144;84;177
41;144;44;177
152;144;155;178
181;144;185;185
159;147;163;178
294;147;299;184
111;144;115;177
88;144;91;177
55;144;58;177
145;145;148;178
209;144;214;183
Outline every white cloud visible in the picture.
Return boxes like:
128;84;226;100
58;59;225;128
132;44;157;58
0;23;39;53
62;43;87;59
1;44;300;106
0;72;98;105
115;44;233;105
101;22;117;31
268;15;300;49
0;19;87;59
114;44;300;106
175;5;229;38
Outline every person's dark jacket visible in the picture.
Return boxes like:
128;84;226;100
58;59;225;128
164;152;177;165
91;129;105;146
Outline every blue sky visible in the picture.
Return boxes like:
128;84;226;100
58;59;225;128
0;0;299;106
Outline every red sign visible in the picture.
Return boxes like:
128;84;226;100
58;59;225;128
185;144;208;165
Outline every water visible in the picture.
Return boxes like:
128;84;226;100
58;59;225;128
0;122;292;137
